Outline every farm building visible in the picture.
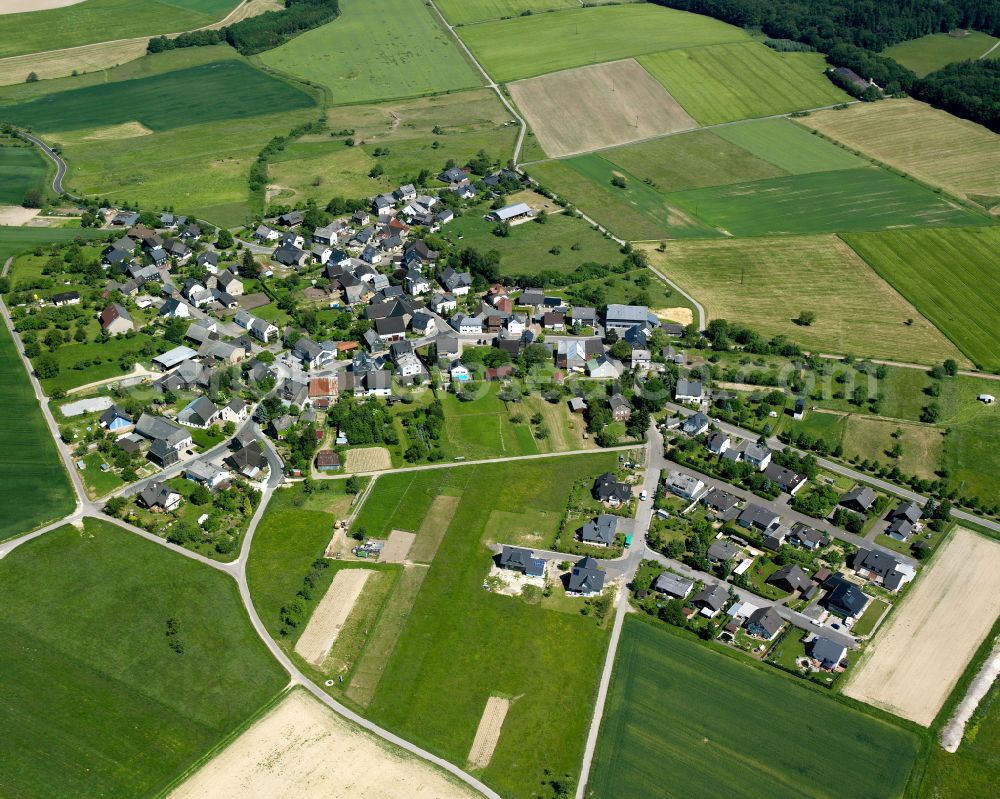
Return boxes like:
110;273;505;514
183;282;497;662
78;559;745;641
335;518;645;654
487;203;534;224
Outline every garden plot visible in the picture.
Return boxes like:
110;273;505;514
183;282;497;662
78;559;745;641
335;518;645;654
509;59;696;158
381;530;416;563
844;528;1000;726
170;690;479;799
468;696;511;769
294;568;373;667
344;446;393;472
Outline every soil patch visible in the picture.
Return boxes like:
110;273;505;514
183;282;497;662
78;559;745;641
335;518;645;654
408;494;459;564
467;696;511;770
345;446;393;473
0;206;40;226
653;306;693;326
381;530;415;563
82;121;153;141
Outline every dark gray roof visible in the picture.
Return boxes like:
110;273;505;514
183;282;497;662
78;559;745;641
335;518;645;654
568;556;605;594
581;514;618;546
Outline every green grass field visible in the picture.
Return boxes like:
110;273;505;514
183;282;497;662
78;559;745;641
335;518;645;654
841;227;1000;372
668;168;987;237
271;89;517;204
436;0;577;25
3;60;314;133
0;227;106;270
439;386;539;459
0;320;74;540
541;154;723;240
640;43;848;125
649;235;966;364
363;454;619;799
458;4;749;82
0;140;50;205
885;31;1000;77
596;129;787;192
0;518;286;798
591;619;919;799
0;0;238;58
713;118;868;174
258;0;481;104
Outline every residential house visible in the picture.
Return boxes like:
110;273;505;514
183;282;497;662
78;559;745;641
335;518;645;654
593;473;631;505
609;393;631;422
138;481;181;512
274;245;309;268
744;443;772;471
788;523;829;550
810;637;847;670
768;564;814;594
674;378;704;404
763;462;806;494
254;224;280;242
277;210;303;227
570;306;597;327
737;504;780;532
852;548;915;591
840;486;877;515
654;572;694;599
375;315;407;343
315;450;341;471
542;311;565;331
567;557;606;597
692;584;729;617
411;311;436;337
519;288;545;308
439;267;472;296
702;488;739;515
708;538;741;563
99;405;133;432
631;349;652;370
707;432;730;455
226;441;267;479
178;396;220;429
219;398;249;425
185;460;229;489
135;413;192;454
581;514;618;547
665;470;705;500
822;573;869;618
680;412;709;436
405;268;430;296
586;354;623;379
234;310;278;343
430;293;457;315
497;546;545;578
51;291;81;307
745;607;784;641
159;298;190;319
217;269;243;296
100;303;133;336
891;502;922;525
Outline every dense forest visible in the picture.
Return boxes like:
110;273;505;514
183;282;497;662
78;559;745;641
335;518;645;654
148;0;339;56
650;0;1000;130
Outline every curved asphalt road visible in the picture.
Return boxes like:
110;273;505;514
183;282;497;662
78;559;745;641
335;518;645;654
20;130;68;195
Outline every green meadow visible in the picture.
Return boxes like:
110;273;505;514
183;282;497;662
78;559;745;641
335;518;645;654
3;60;314;133
258;0;481;104
0;320;74;540
842;227;1000;371
668;168;987;237
0;0;238;59
885;31;1000;77
591;619;920;799
0;519;286;798
459;4;749;82
0;140;50;204
363;454;620;799
436;0;577;25
713;117;869;174
640;43;848;125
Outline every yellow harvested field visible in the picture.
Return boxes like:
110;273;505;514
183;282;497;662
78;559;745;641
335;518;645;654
82;121;154;141
294;568;372;667
169;690;480;799
0;206;41;226
844;528;1000;726
509;59;697;158
645;235;969;365
798;99;1000;204
0;38;148;86
467;696;510;770
1;1;86;12
653;306;693;326
344;446;393;472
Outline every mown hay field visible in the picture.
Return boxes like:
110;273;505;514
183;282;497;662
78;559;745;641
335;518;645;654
668;167;987;237
259;0;481;104
798;99;1000;205
459;4;749;82
842;227;1000;371
2;59;314;133
884;31;999;77
640;42;848;125
436;0;577;25
509;59;696;157
591;619;919;799
0;519;286;799
647;234;968;364
0;139;49;204
0;0;238;58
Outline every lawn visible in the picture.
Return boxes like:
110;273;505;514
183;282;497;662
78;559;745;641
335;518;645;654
273;89;517;204
667;167;987;237
884;31;1000;77
247;481;359;642
0;0;238;58
647;235;966;364
713;117;868;175
639;43;848;125
36;332;170;394
439;385;538;460
436;0;577;25
596;129;787;193
0;139;50;205
258;0;481;104
363;453;620;799
3;59;314;134
535;153;723;241
0;320;74;541
0;518;286;799
444;210;622;275
842;416;944;480
590;618;920;799
797;99;1000;205
841;227;1000;371
0;225;105;266
851;597;890;637
458;4;749;82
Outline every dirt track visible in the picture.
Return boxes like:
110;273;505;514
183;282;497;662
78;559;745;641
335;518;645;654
509;59;697;158
844;528;1000;726
169;690;479;799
